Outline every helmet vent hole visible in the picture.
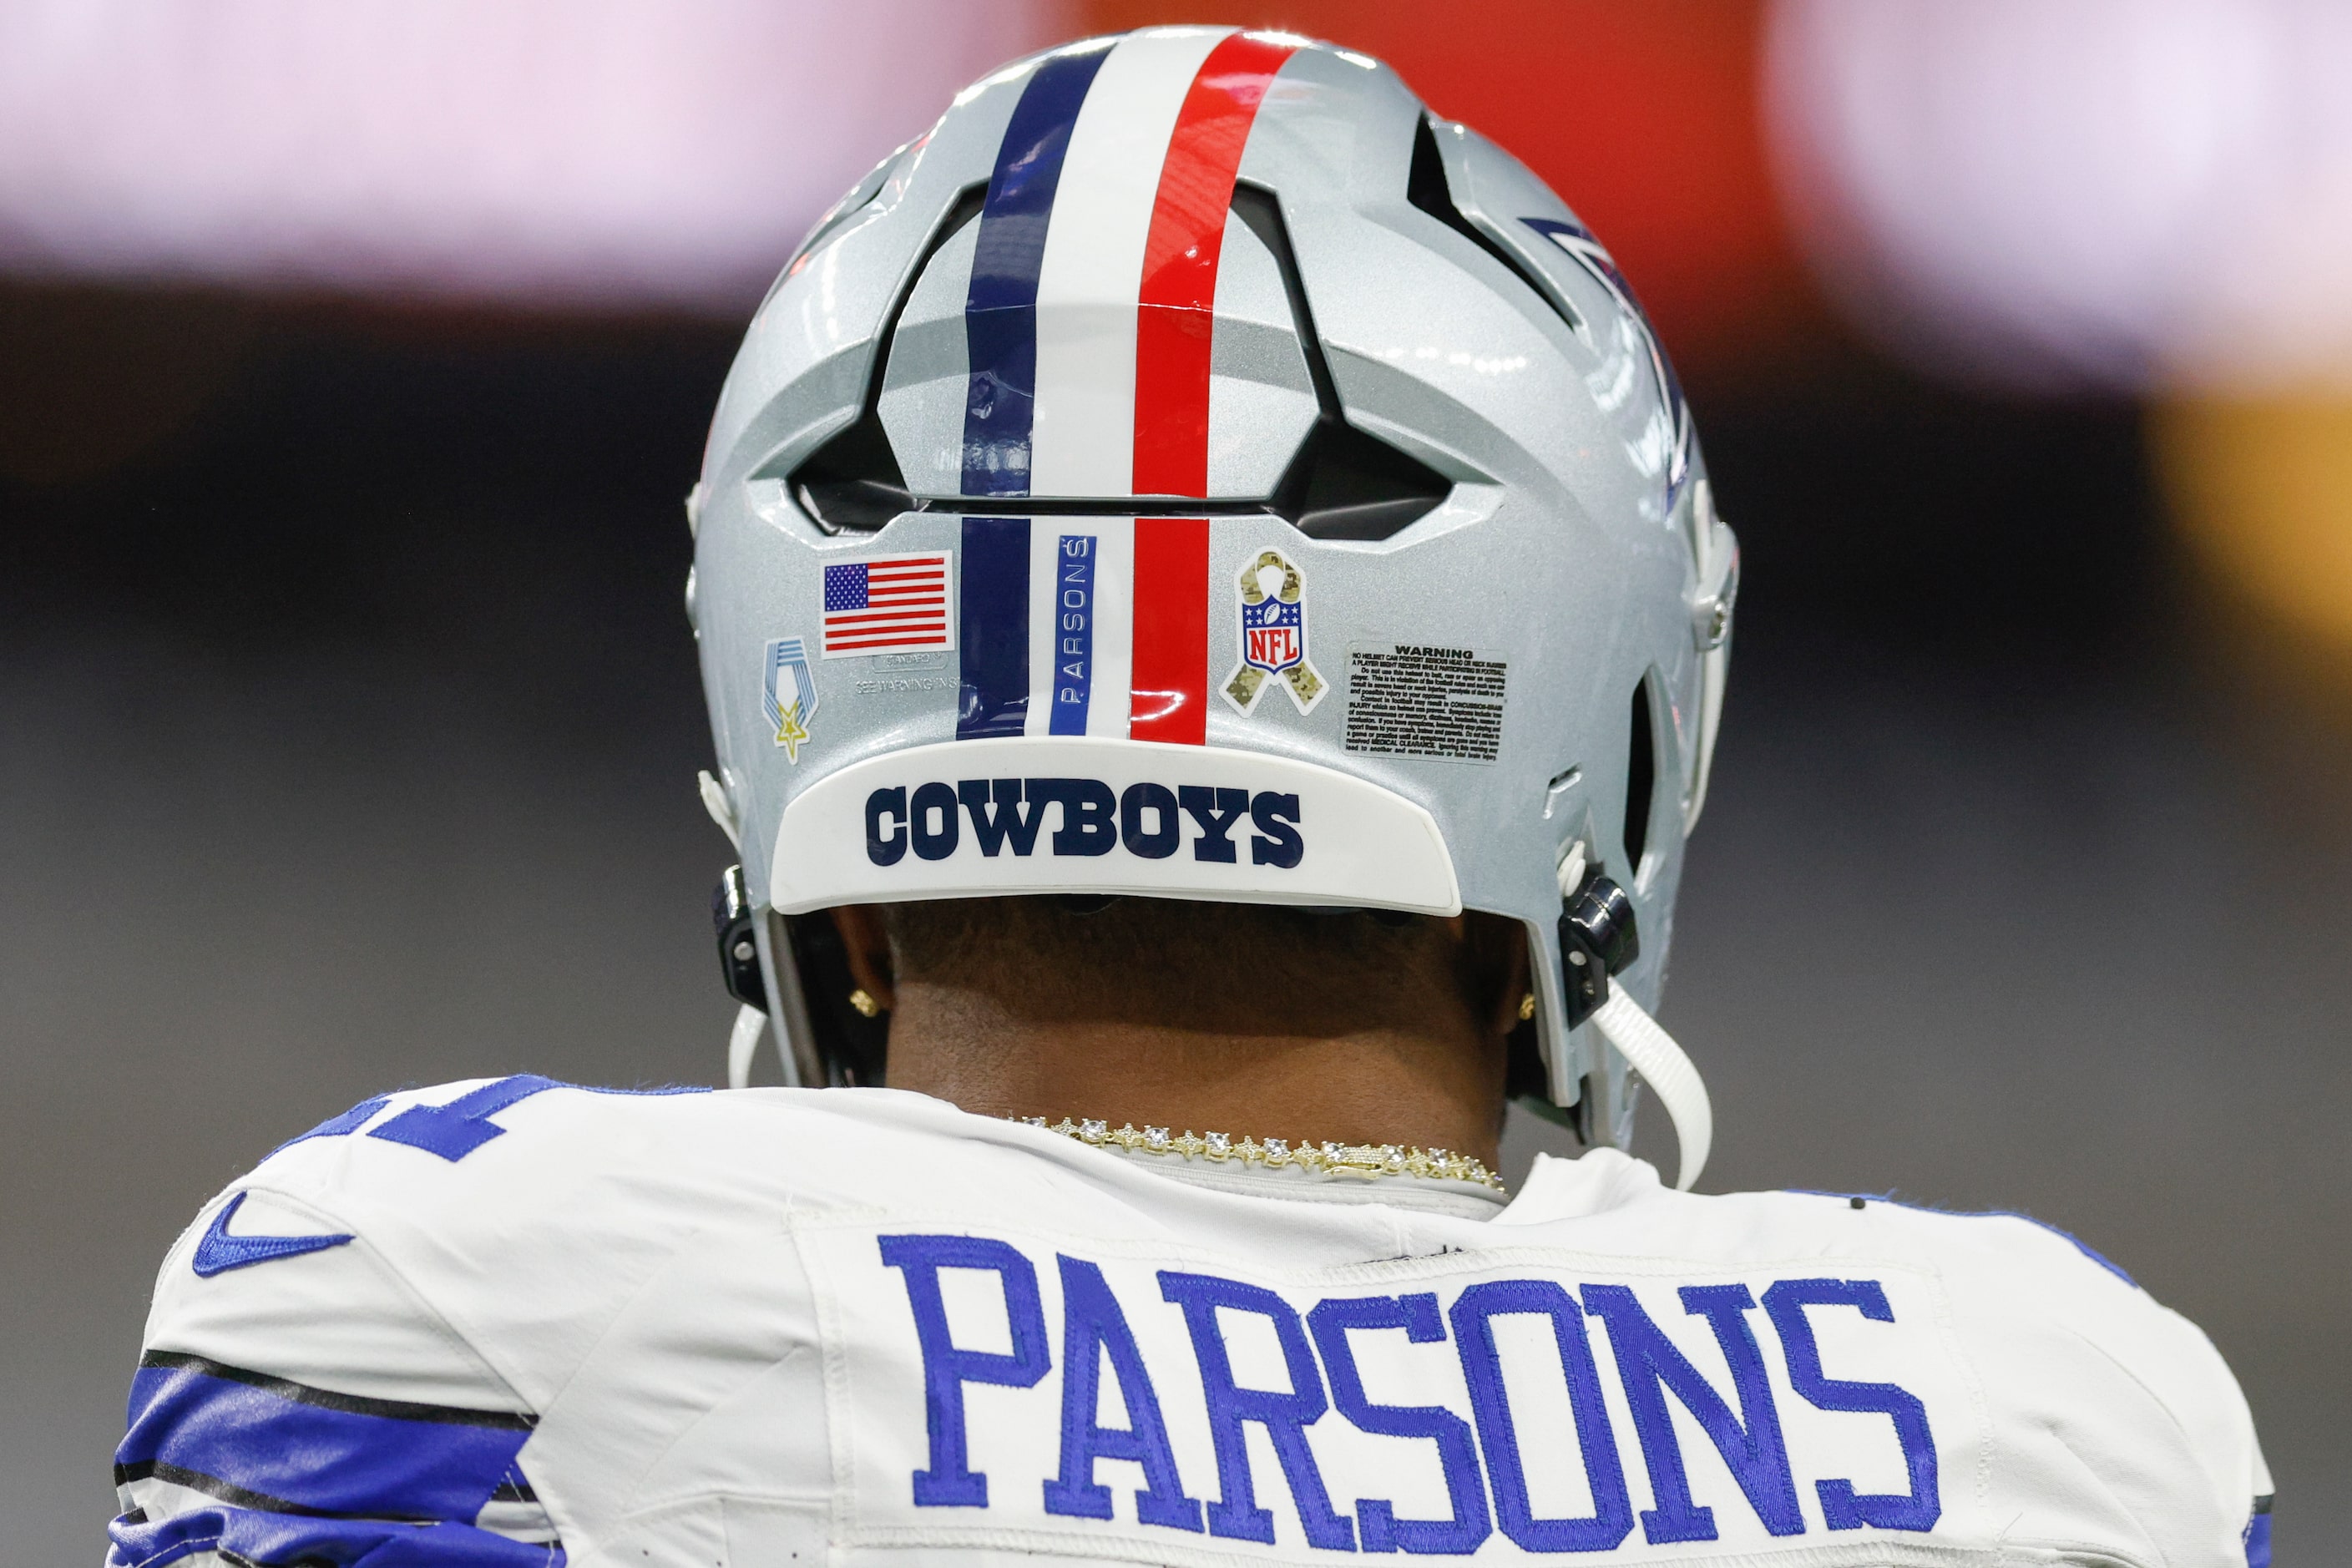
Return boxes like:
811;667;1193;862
1407;118;1581;338
792;417;913;534
1624;677;1657;875
781;183;986;534
1230;182;1453;541
1273;417;1454;540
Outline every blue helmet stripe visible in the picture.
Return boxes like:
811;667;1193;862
957;516;1033;739
961;43;1112;498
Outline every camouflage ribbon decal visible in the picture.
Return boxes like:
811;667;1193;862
1222;548;1326;715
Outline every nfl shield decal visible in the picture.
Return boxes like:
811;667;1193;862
764;636;821;762
1223;548;1325;716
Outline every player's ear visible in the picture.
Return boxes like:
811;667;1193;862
1473;911;1532;1044
828;904;897;1014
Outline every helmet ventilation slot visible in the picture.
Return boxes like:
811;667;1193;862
1408;117;1582;340
1624;675;1657;876
787;180;1451;542
1272;419;1454;540
786;184;986;534
1232;183;1453;540
792;414;915;534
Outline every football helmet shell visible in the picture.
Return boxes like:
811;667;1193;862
689;28;1737;1179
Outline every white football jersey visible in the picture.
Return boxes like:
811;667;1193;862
114;1079;2271;1568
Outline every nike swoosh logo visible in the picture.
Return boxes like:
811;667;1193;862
191;1192;354;1277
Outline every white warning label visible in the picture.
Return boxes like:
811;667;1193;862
1343;645;1508;763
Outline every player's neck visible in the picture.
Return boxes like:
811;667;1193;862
881;982;1509;1166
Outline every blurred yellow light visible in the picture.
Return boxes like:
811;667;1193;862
2151;396;2352;655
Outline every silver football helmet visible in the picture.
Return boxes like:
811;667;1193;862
688;27;1737;1188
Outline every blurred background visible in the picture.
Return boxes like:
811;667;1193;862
4;0;2347;1557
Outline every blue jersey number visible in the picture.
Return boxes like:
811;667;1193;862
279;1075;702;1165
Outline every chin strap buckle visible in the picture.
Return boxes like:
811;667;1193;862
1559;872;1641;1029
712;865;768;1011
1555;866;1711;1192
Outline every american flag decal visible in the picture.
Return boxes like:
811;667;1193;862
821;552;953;658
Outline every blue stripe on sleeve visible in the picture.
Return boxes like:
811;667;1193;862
961;43;1111;498
118;1354;532;1525
109;1503;559;1568
958;516;1033;739
2245;1500;2272;1567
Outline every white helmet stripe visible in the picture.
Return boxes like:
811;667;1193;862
1031;29;1232;498
961;28;1297;501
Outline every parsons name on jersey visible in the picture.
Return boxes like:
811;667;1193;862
113;1083;2270;1568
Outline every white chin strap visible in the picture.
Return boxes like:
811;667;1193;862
727;1004;770;1090
1590;988;1712;1192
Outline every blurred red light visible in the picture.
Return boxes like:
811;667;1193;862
1080;0;1819;376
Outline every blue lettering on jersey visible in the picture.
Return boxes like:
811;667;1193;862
1582;1283;1803;1542
370;1075;573;1162
1451;1279;1631;1551
1044;1254;1202;1530
1160;1272;1356;1550
1310;1292;1490;1554
876;1234;1948;1555
881;1234;1052;1507
1763;1280;1940;1530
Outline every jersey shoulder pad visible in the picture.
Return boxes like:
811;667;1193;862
124;1164;550;1567
123;1078;902;1568
150;1076;887;1408
1763;1187;2269;1561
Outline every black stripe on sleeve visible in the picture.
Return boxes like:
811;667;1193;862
138;1349;535;1430
114;1459;441;1525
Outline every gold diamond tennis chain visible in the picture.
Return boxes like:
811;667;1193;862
1018;1115;1504;1191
